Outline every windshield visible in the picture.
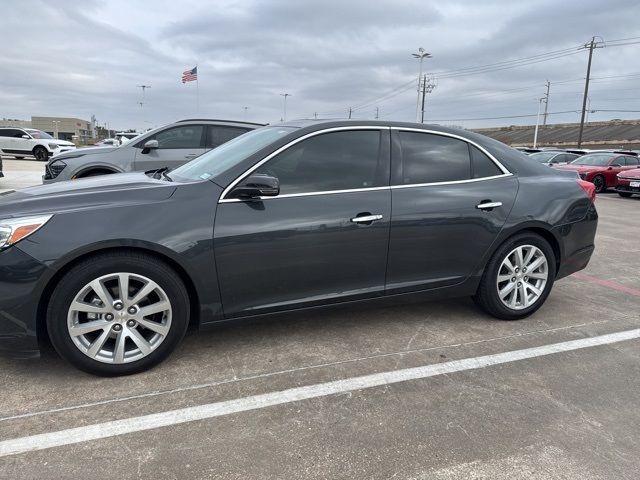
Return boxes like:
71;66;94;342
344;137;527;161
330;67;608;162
26;129;53;139
170;126;296;181
570;154;612;166
529;152;558;163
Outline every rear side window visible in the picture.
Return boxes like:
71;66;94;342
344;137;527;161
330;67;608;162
208;126;250;149
0;129;24;138
470;145;503;178
399;132;471;184
256;130;386;195
626;156;639;165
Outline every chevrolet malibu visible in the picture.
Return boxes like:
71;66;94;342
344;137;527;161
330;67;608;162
0;120;598;376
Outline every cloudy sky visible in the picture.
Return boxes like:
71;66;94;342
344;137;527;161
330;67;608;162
2;0;639;131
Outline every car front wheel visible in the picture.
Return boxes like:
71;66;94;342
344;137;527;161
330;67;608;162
592;175;605;193
47;251;190;376
618;192;633;198
33;146;49;162
474;232;556;320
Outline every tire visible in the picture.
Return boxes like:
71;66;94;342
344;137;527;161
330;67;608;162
78;169;116;178
618;192;633;198
47;251;190;376
473;232;556;320
592;175;606;193
33;146;49;162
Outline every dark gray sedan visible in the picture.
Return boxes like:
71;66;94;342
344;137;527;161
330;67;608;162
0;120;598;375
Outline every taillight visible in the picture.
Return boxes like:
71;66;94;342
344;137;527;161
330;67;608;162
578;180;596;202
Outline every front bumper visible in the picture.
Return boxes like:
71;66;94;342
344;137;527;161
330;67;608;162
0;245;51;358
615;178;640;195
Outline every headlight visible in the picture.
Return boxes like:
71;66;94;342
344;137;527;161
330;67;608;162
48;143;60;150
0;215;53;250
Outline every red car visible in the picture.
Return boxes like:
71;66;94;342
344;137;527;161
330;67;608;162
554;152;639;193
616;167;640;197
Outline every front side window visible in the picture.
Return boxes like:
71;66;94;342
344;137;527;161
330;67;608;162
25;129;53;139
399;132;471;184
147;125;204;149
255;130;386;195
571;154;612;166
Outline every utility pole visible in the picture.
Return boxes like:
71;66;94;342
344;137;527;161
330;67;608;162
314;112;318;119
420;75;437;123
533;98;544;148
542;80;551;125
280;93;291;122
578;37;601;148
348;107;352;119
375;107;379;119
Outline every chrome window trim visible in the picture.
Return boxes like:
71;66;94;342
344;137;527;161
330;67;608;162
218;125;513;204
391;127;511;175
219;126;389;203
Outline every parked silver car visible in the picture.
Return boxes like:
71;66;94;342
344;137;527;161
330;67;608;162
44;119;263;182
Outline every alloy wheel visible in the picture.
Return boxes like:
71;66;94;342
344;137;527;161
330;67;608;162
67;272;172;364
496;245;548;311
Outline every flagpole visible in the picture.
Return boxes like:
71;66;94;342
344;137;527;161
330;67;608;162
196;64;199;114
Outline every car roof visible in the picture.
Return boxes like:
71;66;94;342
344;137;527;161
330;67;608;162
175;119;266;127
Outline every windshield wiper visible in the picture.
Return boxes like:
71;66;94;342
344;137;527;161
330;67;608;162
146;167;173;182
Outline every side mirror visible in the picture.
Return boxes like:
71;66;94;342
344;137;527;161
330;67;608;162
21;134;30;139
141;139;159;154
231;174;280;199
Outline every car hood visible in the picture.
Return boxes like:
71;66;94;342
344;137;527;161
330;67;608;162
554;164;604;173
49;139;76;147
0;172;177;219
618;168;640;179
53;146;119;160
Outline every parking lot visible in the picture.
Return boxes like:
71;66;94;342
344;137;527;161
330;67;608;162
0;159;639;479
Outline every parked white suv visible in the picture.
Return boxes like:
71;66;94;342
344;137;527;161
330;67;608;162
0;127;76;161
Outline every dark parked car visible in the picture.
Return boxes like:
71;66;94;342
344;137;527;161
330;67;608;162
43;119;264;182
554;152;639;192
0;152;4;178
0;120;598;375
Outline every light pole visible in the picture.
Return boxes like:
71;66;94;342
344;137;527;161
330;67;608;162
533;97;545;148
52;120;60;139
412;48;432;123
280;93;291;122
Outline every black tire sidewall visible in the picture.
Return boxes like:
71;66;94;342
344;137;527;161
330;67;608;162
476;233;556;320
618;192;632;198
592;175;605;193
33;146;49;162
47;253;190;376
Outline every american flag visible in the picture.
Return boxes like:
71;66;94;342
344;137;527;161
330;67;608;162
182;66;198;83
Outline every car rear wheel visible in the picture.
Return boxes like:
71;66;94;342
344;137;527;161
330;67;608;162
618;192;633;198
33;146;49;162
473;232;556;320
592;175;606;193
47;251;190;376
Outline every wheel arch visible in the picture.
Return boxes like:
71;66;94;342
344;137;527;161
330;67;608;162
36;244;202;348
74;165;123;178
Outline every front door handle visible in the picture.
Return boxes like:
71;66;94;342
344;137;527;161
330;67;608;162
351;214;383;224
184;153;198;159
476;201;502;210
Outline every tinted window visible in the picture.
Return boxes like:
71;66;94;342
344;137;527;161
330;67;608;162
571;154;612;166
208;126;249;148
256;130;385;195
147;125;204;149
470;145;503;177
399;132;471;184
562;154;579;163
0;129;25;138
612;156;626;166
625;156;639;165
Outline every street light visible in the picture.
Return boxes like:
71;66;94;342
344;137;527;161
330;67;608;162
412;48;432;123
280;93;291;122
52;120;60;139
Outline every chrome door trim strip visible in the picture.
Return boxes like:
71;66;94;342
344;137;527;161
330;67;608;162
218;125;514;204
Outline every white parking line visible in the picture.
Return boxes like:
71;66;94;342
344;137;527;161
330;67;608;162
1;328;638;458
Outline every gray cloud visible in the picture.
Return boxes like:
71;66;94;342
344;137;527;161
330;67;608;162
1;0;639;131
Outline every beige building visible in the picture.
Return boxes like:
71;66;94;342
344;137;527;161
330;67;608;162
0;116;93;142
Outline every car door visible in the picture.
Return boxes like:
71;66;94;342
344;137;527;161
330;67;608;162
206;125;251;152
605;156;631;186
214;127;391;317
1;129;31;157
385;129;518;293
133;124;206;171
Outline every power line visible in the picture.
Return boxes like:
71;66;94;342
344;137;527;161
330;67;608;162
426;110;579;122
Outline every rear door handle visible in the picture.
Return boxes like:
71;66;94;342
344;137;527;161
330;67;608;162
351;214;383;224
476;201;502;210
